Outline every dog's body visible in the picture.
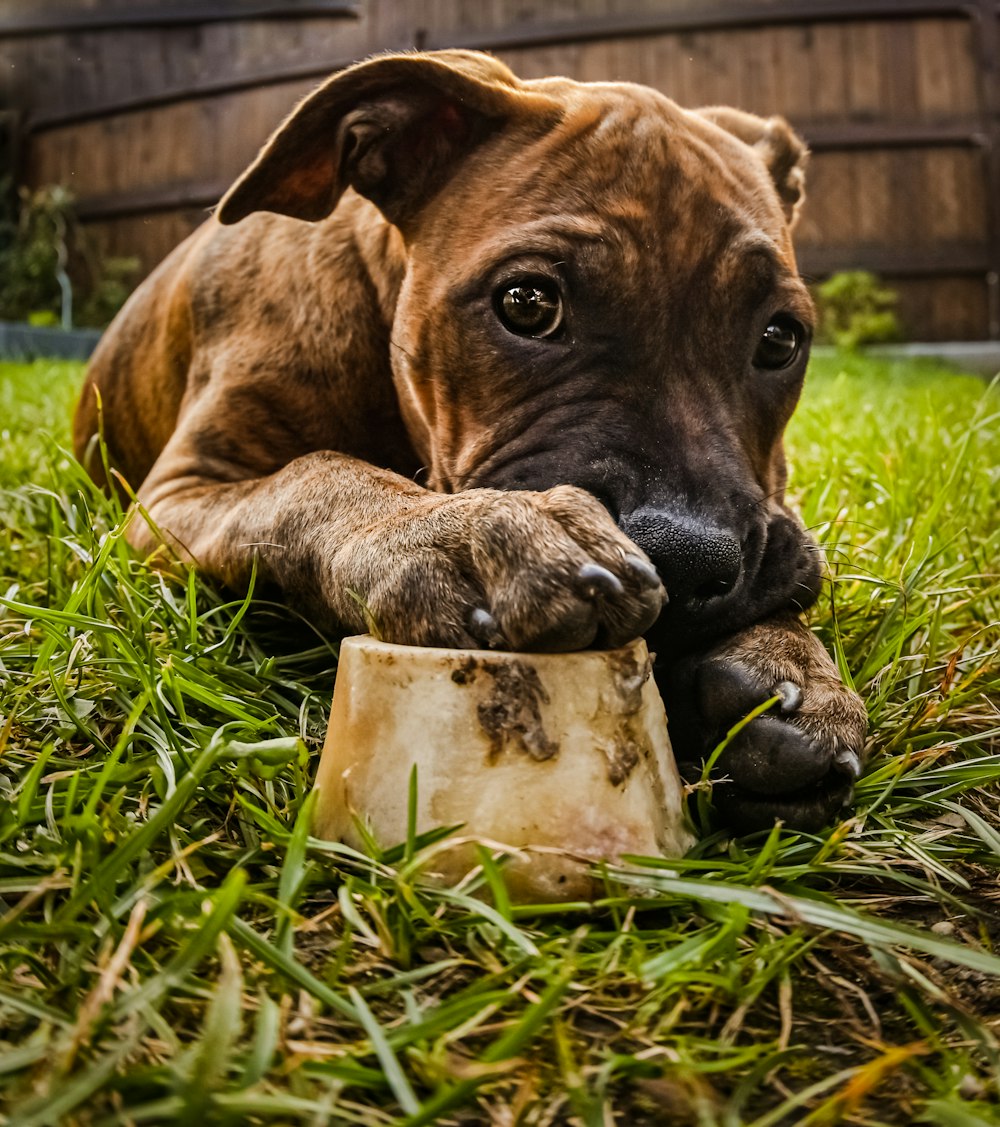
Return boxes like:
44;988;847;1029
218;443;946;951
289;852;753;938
75;50;867;830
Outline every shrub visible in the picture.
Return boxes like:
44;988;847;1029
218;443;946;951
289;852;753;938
0;180;138;328
814;270;902;349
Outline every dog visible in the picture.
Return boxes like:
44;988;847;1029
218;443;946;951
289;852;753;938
74;49;867;832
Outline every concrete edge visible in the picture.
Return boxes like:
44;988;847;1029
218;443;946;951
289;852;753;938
813;342;1000;378
0;321;103;362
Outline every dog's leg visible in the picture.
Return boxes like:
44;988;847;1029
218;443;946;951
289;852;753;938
660;613;868;832
131;420;665;653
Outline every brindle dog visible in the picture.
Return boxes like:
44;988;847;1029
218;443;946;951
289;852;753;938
75;50;867;831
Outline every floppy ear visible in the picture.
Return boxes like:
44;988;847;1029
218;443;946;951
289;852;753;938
217;50;556;229
695;107;808;225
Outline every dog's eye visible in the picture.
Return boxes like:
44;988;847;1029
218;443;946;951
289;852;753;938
494;279;563;338
754;316;802;369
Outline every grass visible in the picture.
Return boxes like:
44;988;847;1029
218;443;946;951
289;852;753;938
0;351;998;1125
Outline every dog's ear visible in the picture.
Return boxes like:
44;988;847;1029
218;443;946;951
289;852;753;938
218;50;555;228
695;107;808;225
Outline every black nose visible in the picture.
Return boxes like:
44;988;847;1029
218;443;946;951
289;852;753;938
620;509;743;603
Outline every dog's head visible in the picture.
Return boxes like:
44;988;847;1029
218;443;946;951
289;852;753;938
219;50;818;654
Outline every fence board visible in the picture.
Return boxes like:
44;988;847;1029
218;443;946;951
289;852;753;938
4;0;997;339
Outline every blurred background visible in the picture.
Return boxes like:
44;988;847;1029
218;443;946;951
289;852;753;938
1;0;999;345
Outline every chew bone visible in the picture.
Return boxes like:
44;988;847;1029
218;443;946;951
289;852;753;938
312;635;694;900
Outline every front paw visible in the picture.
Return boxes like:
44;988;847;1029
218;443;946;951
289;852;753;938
662;617;868;833
336;485;666;651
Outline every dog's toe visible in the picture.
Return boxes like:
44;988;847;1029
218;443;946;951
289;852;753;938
661;615;868;833
715;714;835;794
712;775;856;834
522;598;601;652
467;607;506;649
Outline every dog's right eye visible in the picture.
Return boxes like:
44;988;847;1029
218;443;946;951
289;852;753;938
494;279;563;338
753;316;803;370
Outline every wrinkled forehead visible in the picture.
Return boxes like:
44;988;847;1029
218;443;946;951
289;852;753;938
414;78;799;288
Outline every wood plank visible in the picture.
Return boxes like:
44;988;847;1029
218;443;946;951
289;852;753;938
0;3;358;36
420;1;977;54
809;23;850;121
914;19;977;114
803;121;985;149
883;20;919;119
845;21;884;118
889;276;990;338
799;244;991;275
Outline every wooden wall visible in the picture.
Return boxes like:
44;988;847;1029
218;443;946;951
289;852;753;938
3;0;999;340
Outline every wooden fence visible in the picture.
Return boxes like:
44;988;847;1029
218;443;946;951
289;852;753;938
3;0;999;340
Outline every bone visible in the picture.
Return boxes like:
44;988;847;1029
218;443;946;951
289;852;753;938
312;634;694;901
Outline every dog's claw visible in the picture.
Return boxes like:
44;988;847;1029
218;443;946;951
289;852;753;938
834;746;862;781
623;553;663;594
773;680;803;713
576;562;625;600
468;607;505;648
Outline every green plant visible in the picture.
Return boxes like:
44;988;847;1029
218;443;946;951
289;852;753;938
0;180;138;328
0;355;997;1123
815;270;902;349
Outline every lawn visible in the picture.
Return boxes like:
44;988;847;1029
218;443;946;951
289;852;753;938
0;353;998;1125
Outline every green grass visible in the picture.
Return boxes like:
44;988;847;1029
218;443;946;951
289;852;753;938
0;353;998;1125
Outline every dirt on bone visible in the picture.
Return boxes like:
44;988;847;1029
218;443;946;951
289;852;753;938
607;646;653;714
475;658;560;763
605;736;641;786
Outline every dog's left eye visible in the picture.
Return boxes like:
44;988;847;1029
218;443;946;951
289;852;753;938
754;317;802;370
494;279;563;338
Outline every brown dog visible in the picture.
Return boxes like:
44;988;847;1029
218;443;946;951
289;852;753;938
75;50;867;831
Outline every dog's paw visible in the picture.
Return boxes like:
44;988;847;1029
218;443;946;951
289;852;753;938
662;615;868;833
344;485;666;651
